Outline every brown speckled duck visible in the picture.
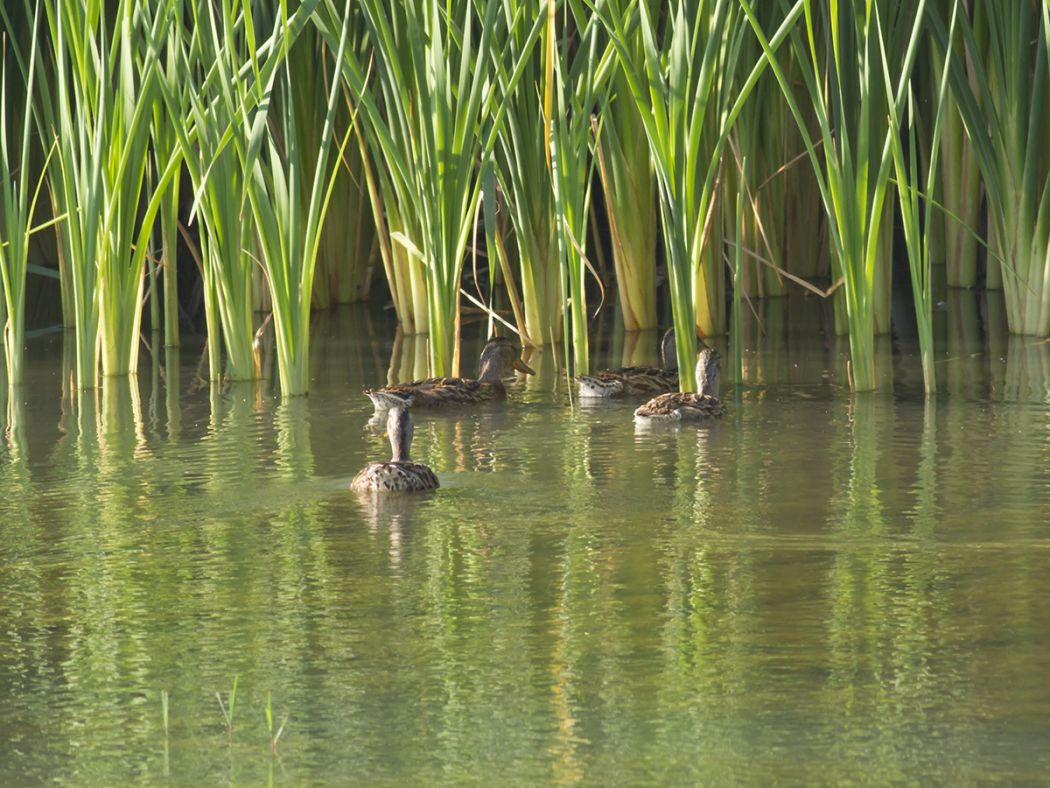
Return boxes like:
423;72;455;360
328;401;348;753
634;348;726;421
351;407;439;492
365;337;534;414
576;328;682;398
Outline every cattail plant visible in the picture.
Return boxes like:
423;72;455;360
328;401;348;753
42;0;181;386
741;0;929;391
1;4;51;386
596;0;797;389
929;1;1050;337
319;0;544;376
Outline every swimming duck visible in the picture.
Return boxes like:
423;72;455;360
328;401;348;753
351;406;439;492
634;348;726;421
576;328;681;398
366;336;535;413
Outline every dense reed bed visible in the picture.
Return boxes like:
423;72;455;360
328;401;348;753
1;0;1047;397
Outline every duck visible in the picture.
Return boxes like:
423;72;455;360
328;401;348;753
351;406;439;492
365;336;535;414
576;328;681;398
634;348;726;421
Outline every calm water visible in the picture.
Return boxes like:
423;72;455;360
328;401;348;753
1;300;1049;784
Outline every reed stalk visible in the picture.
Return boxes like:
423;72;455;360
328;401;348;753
931;35;982;288
550;0;606;373
884;0;961;394
596;0;798;389
595;65;658;330
929;2;1050;336
161;1;323;384
0;6;49;386
315;119;375;306
152;21;183;349
730;155;746;387
6;5;78;330
741;0;928;391
162;0;260;381
780;67;827;282
340;76;429;334
320;0;544;376
494;0;561;347
241;1;353;396
287;25;375;309
42;0;182;386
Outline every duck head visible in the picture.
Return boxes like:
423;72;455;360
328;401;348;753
477;337;535;382
660;328;711;372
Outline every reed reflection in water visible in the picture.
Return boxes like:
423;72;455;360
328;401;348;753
0;301;1048;783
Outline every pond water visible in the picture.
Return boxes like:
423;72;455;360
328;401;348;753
1;299;1048;784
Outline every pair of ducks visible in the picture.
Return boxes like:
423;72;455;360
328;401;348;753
577;327;725;420
352;338;534;492
352;331;724;493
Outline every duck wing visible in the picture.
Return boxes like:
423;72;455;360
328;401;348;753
675;395;726;420
634;392;724;419
577;366;677;398
634;392;688;418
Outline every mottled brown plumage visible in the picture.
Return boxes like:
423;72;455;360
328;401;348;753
576;329;687;398
634;348;726;421
351;407;439;493
366;337;534;413
576;366;679;397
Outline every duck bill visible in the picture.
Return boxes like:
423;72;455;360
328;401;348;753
513;358;536;375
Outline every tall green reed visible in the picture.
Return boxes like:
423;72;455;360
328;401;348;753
884;0;961;393
152;17;184;350
596;0;798;389
160;0;325;387
286;25;376;309
1;6;52;386
320;0;545;376
43;0;181;386
929;2;1050;337
550;0;607;374
727;52;788;299
244;0;353;395
926;8;981;289
161;0;262;382
741;0;928;391
492;0;561;347
595;67;658;331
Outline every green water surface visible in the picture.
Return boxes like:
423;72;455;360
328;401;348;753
1;302;1049;784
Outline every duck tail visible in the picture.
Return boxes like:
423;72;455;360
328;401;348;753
576;375;622;398
365;390;414;412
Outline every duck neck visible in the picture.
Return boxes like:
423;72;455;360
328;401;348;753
661;331;677;371
389;424;411;463
477;359;504;384
696;360;720;397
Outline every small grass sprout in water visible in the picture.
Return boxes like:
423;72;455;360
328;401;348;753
160;688;170;776
265;691;288;755
216;675;238;741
